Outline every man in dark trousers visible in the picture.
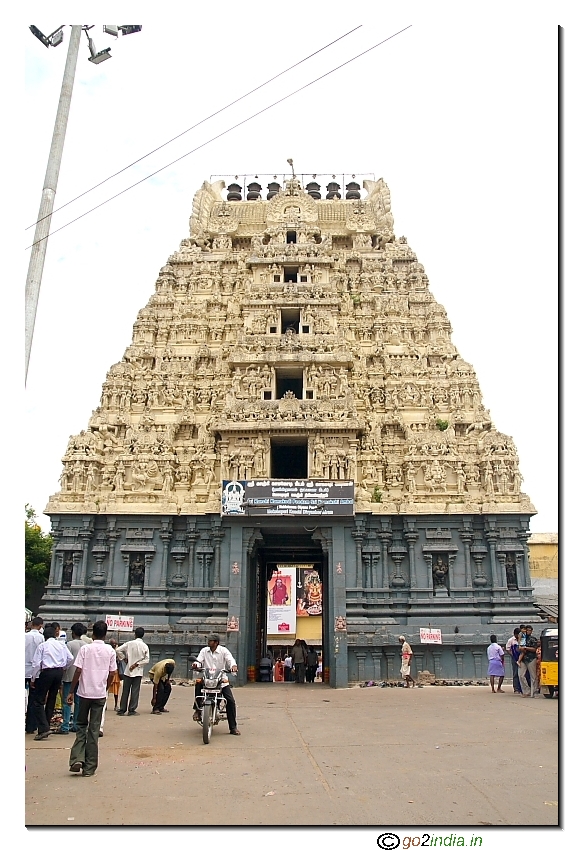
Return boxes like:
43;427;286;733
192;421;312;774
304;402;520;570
291;639;307;683
25;617;44;733
192;635;240;735
116;627;150;716
29;624;73;740
148;659;175;714
67;621;117;777
305;646;319;683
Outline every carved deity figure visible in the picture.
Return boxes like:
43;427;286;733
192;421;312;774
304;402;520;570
62;555;74;588
505;555;518;591
113;462;126;493
129;554;146;589
432;556;449;588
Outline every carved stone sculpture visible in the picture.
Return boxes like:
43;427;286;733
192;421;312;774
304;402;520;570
46;175;533;519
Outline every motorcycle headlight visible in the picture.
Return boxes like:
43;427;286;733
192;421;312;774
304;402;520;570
205;677;219;688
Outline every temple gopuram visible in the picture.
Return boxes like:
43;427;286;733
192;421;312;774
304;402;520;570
40;172;538;685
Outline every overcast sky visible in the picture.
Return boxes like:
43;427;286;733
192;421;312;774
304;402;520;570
19;3;564;540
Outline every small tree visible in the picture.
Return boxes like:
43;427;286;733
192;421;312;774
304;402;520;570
25;505;52;612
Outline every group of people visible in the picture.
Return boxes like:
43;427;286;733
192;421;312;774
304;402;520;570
397;629;543;695
24;616;190;777
259;641;321;683
488;624;542;696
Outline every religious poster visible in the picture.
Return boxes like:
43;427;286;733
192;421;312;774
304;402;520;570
266;567;296;635
296;567;323;617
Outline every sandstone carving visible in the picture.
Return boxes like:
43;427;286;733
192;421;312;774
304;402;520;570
47;176;534;517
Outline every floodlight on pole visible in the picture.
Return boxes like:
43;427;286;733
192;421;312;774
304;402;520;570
29;24;65;48
25;25;82;384
25;23;142;383
85;27;112;63
88;47;112;64
103;25;142;37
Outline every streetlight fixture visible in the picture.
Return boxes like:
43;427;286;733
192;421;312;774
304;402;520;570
25;24;142;383
85;26;111;64
29;25;66;48
103;25;143;37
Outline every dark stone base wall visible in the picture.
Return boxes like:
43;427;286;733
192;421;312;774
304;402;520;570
40;511;539;685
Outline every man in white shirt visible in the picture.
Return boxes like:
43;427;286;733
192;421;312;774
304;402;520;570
67;620;117;777
116;627;150;716
59;623;91;734
29;624;73;740
25;617;44;733
191;634;240;735
284;654;293;682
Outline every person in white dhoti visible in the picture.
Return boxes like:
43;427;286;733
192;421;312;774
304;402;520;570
399;635;416;688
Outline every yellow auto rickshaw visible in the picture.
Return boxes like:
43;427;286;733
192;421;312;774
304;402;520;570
539;626;558;698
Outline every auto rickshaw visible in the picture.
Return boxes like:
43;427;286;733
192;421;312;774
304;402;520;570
539;626;558;698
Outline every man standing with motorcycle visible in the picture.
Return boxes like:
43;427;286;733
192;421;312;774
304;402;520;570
192;635;240;735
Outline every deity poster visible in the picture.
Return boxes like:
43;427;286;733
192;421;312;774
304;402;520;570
296;567;323;617
266;567;296;635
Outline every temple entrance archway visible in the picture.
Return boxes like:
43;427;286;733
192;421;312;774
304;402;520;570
249;531;327;683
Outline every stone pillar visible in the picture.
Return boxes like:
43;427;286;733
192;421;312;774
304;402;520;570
460;521;473;590
423;553;433;591
78;528;93;588
352;523;365;589
186;519;198;588
517;525;532;590
159;518;173;589
472;651;483;679
432;650;442;678
105;520;119;587
448;552;457;592
355;651;367;682
330;525;348;688
71;551;82;588
497;552;508;590
371;650;383;681
384;650;396;680
362;553;370;589
52;552;64;589
471;545;488;589
389;544;407;588
378;521;392;590
212;521;225;587
404;521;419;588
485;519;498;588
144;552;154;590
454;650;465;679
47;523;62;587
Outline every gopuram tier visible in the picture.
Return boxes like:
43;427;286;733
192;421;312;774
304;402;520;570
41;174;538;686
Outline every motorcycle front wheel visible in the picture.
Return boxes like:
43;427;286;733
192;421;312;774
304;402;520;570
202;703;214;743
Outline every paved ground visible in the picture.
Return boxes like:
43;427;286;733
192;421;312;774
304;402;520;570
24;681;558;828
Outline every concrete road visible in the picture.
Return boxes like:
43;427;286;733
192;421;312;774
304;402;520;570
24;682;558;827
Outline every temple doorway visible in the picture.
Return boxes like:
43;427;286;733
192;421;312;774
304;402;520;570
251;531;327;683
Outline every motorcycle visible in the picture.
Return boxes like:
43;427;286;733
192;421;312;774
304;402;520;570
192;665;235;744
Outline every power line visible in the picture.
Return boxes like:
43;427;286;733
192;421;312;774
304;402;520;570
25;25;362;231
26;25;412;252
